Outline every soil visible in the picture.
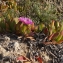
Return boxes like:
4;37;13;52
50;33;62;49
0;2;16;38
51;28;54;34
0;33;63;63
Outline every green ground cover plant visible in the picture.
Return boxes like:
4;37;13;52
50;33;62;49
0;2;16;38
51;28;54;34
0;0;63;43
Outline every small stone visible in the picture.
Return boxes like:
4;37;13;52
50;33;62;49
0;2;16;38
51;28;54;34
3;51;10;57
18;36;23;41
61;55;63;62
4;36;10;41
41;52;50;62
0;45;6;54
23;61;31;63
14;41;20;52
0;54;3;60
4;61;10;63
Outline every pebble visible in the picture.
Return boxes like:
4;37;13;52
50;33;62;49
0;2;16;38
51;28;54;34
0;33;63;63
14;41;20;52
61;55;63;62
4;36;10;41
0;45;6;54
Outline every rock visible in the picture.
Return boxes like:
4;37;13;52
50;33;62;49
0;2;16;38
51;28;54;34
4;61;10;63
0;45;10;57
0;54;3;60
0;33;63;63
41;52;51;63
3;56;11;63
4;36;10;41
14;41;20;52
61;55;63;62
3;51;10;57
0;45;6;54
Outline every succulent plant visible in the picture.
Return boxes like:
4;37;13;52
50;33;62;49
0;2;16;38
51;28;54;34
38;23;45;32
0;20;6;33
1;0;63;44
15;17;34;36
48;21;63;43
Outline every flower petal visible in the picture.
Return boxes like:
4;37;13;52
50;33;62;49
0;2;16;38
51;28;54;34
19;17;33;25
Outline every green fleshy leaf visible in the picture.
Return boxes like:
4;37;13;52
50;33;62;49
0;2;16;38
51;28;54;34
13;17;19;24
54;21;60;32
38;23;45;31
0;18;1;22
60;22;63;31
54;34;62;42
21;25;27;34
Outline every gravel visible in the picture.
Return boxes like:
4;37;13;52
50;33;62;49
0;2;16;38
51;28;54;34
0;33;63;63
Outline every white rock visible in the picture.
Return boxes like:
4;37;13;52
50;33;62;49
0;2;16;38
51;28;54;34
3;51;10;57
0;45;6;54
4;61;10;63
0;45;10;57
0;45;11;57
4;36;10;41
41;52;50;62
14;41;20;52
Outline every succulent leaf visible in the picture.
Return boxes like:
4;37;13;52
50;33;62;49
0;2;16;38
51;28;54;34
38;23;45;32
54;34;63;42
54;21;60;32
60;22;63;31
13;17;19;24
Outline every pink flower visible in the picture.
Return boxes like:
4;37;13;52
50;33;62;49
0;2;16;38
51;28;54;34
19;17;33;25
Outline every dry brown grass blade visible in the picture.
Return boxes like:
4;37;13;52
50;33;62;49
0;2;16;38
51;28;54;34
43;40;63;45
